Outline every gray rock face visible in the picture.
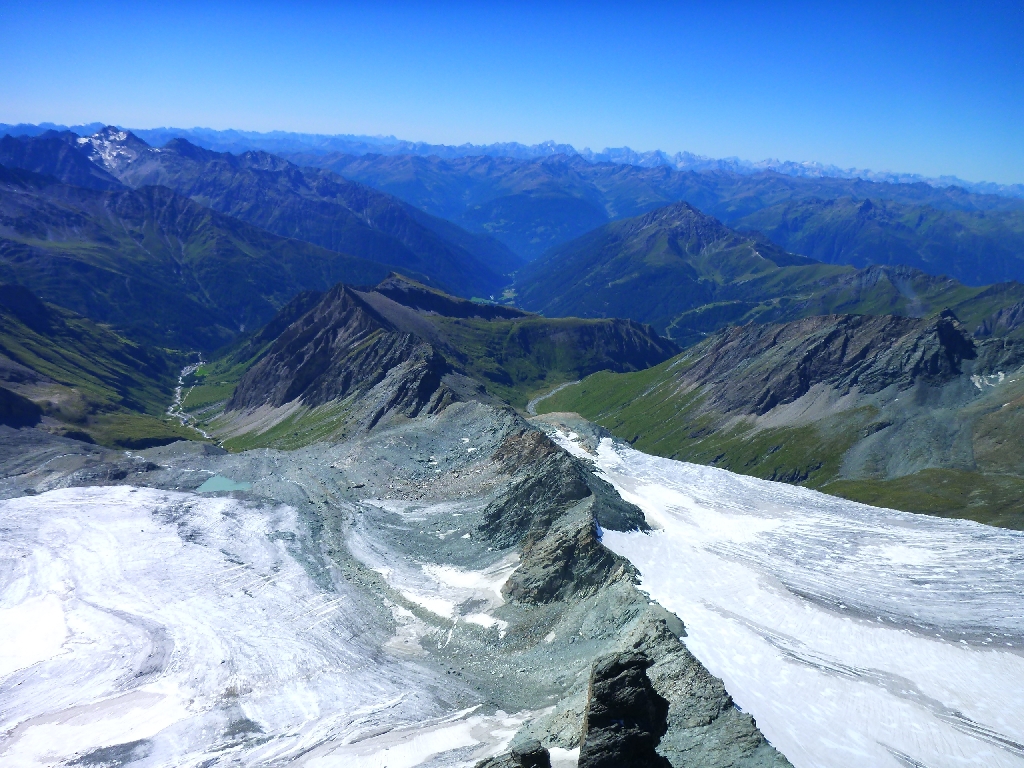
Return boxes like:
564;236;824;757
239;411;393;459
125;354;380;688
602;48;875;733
479;428;592;548
227;283;458;422
975;301;1024;337
681;311;979;416
0;385;42;427
579;652;671;768
476;739;552;768
0;397;792;767
224;274;678;444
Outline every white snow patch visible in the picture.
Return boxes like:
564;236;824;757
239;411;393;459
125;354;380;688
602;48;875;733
549;745;581;767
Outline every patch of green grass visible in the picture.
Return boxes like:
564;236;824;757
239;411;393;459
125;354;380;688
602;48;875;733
825;470;1024;530
219;400;354;452
0;290;204;448
540;363;1024;529
539;361;865;487
88;411;201;449
181;381;236;411
434;314;674;408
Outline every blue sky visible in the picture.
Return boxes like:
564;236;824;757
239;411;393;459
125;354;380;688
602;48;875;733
1;1;1021;183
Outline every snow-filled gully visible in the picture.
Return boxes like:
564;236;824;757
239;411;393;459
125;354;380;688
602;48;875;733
549;430;1024;768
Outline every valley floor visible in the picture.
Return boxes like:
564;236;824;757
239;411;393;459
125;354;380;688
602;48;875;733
543;422;1024;768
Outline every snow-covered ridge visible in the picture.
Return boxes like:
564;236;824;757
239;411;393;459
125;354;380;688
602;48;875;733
546;427;1024;768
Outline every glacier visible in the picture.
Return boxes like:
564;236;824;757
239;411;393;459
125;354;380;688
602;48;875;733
0;486;531;767
4;420;1023;768
548;428;1024;768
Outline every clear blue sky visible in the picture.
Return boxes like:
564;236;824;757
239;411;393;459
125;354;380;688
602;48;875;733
2;1;1021;183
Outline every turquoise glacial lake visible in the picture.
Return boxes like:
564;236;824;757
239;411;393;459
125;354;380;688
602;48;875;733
196;475;252;493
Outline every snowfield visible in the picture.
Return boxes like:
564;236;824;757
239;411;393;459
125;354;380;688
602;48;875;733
0;487;524;767
551;431;1024;768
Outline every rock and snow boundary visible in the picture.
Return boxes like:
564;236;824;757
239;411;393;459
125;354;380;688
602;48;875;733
538;413;1024;768
0;406;787;768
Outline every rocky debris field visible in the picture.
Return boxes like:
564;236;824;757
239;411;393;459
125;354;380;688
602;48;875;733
0;402;786;767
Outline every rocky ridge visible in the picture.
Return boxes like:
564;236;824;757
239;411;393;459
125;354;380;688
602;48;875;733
217;274;679;443
535;310;1024;527
0;395;792;767
0;128;514;298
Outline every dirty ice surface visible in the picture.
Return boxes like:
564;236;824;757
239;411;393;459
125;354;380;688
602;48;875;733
551;431;1024;768
349;498;518;639
0;487;526;767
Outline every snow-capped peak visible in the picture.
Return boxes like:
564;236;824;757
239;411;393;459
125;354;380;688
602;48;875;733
77;125;151;176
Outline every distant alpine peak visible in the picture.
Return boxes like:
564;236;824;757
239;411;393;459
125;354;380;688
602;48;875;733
638;200;721;230
77;125;152;175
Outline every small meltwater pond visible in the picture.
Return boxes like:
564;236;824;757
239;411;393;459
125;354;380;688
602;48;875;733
195;475;252;493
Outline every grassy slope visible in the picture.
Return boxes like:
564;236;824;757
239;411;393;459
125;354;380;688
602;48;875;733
0;169;395;350
0;297;197;447
299;152;1024;264
514;203;1024;344
178;303;679;451
733;197;1024;287
536;359;1024;530
433;315;672;408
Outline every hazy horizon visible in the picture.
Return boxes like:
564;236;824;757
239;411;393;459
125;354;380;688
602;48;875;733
2;1;1022;183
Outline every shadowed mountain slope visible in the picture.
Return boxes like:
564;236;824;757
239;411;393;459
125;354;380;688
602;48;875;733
191;274;678;449
0;129;517;296
0;283;194;447
294;152;1024;273
732;197;1024;286
0;165;401;350
0;131;126;191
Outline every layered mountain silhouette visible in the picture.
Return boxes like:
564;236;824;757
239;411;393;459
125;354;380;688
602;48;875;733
303;152;1024;278
209;274;679;445
0;128;517;297
514;202;1024;343
0;165;398;350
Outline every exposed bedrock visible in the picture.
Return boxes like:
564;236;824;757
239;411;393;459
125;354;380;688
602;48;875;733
227;282;457;412
477;738;552;768
0;399;790;767
687;310;981;417
579;651;671;768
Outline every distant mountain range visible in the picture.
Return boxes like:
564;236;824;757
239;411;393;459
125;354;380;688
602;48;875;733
0;163;401;350
309;153;1024;278
0;129;519;336
3;121;1024;534
3;121;1021;200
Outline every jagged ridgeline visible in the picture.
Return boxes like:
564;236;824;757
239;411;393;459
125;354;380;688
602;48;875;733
0;164;397;350
514;202;1024;345
537;309;1024;528
180;274;678;450
0;128;517;303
